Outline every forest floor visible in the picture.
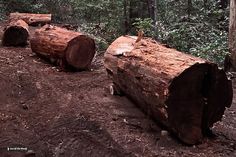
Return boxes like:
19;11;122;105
0;23;235;157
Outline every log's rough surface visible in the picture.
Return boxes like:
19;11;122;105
104;36;233;145
30;25;96;70
2;19;29;47
9;13;51;26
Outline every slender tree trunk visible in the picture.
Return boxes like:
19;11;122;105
218;0;230;31
187;0;192;20
151;0;154;19
204;0;208;10
219;0;229;9
141;1;147;18
123;0;129;34
147;0;151;17
129;0;133;24
186;0;193;50
147;0;155;21
153;0;158;39
229;0;236;71
147;0;158;38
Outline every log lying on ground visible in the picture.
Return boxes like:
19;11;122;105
30;25;96;70
2;19;29;47
9;12;51;26
104;36;233;145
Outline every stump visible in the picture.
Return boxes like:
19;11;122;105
104;36;233;145
9;13;51;26
2;19;29;47
30;25;96;70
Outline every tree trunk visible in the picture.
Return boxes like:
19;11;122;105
153;0;158;39
204;0;208;9
147;0;157;22
147;0;158;38
30;25;96;71
123;0;129;34
229;0;236;71
104;36;232;145
187;0;192;20
219;0;229;9
2;19;29;47
9;12;51;26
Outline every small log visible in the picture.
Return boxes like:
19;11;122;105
9;12;51;26
2;19;29;47
104;36;233;145
30;25;96;70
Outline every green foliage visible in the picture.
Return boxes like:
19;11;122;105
0;0;47;14
156;0;229;66
189;27;229;65
77;23;109;52
0;0;230;64
132;18;154;36
0;4;6;20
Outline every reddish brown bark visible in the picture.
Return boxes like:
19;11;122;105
30;25;96;70
104;36;233;145
9;13;51;26
2;19;29;47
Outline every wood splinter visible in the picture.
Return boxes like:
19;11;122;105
135;29;144;43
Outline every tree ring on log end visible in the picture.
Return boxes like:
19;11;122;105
2;26;29;46
166;63;233;144
65;35;96;70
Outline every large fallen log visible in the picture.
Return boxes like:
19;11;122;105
30;25;96;70
104;36;233;145
9;12;51;26
2;19;29;47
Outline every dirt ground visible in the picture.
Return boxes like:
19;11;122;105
0;23;235;157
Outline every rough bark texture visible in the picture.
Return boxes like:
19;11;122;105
30;25;96;70
104;36;233;145
2;19;29;47
229;0;236;71
9;13;51;26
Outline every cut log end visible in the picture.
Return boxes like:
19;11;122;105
65;35;96;70
2;26;28;46
2;19;29;47
166;63;232;144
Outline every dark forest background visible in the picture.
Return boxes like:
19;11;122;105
0;0;230;65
